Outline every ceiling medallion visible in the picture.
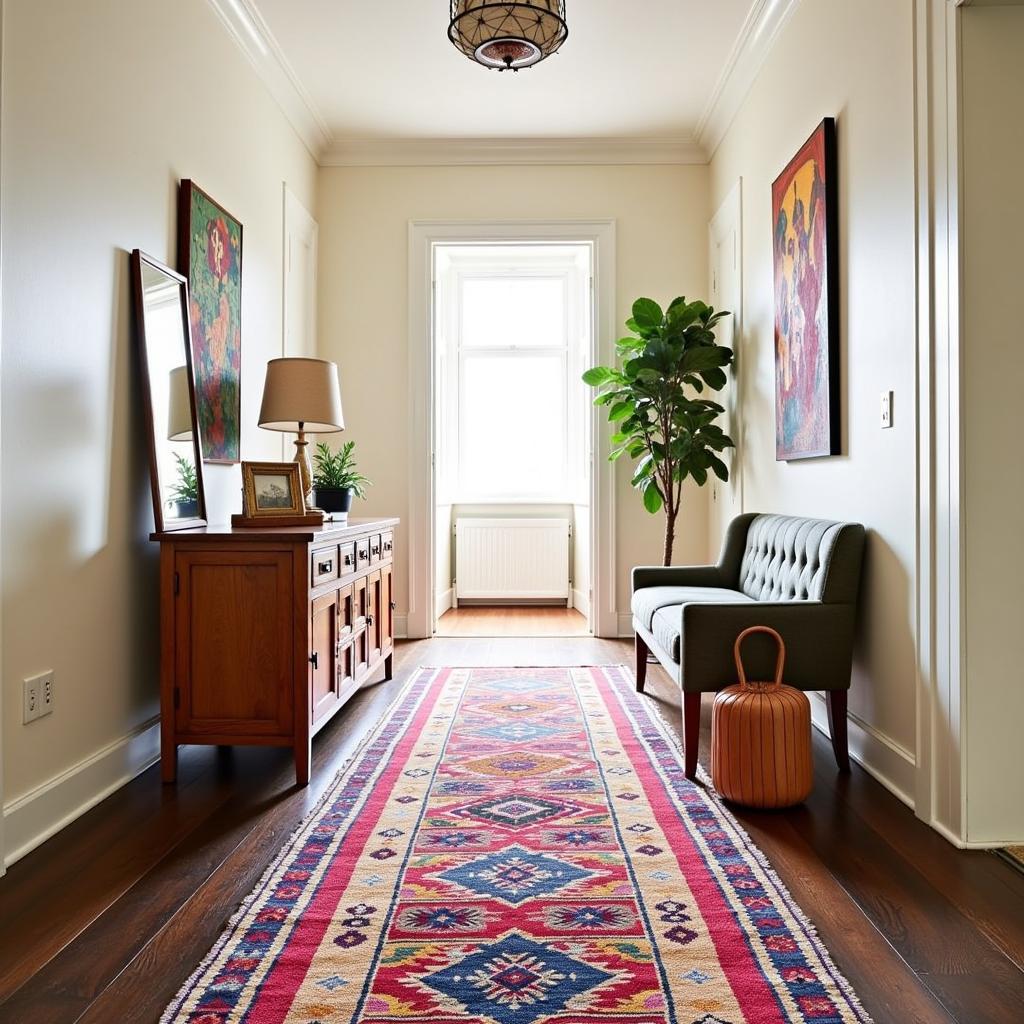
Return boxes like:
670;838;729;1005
449;1;568;72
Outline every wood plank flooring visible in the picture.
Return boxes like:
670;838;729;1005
0;636;1022;1023
435;606;590;637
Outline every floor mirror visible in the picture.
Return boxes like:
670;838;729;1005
131;249;207;533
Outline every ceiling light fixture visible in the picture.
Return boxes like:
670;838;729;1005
448;1;568;72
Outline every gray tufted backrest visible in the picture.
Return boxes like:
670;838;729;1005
737;514;865;604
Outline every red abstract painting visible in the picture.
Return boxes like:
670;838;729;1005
772;118;839;460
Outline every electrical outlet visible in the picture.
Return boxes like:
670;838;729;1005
23;670;54;723
881;391;893;429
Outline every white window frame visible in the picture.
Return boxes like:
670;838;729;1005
407;220;618;639
435;245;590;504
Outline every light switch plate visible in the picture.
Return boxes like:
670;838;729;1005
881;391;893;429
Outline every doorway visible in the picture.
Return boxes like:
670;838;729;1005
432;242;592;638
407;220;618;640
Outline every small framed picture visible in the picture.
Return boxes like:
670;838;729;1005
242;462;306;518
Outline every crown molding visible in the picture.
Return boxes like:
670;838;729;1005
320;136;707;168
696;0;802;160
206;0;331;159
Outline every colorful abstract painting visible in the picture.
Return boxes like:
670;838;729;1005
163;666;870;1023
772;118;840;461
179;181;242;464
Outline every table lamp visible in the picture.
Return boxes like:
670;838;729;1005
258;357;345;514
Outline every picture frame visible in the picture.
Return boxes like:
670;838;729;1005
771;117;840;461
179;179;243;465
241;461;306;518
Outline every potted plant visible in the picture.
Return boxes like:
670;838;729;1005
167;452;199;519
583;296;735;565
312;440;371;516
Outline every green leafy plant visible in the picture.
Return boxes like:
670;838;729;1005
168;452;198;505
583;296;735;565
312;441;371;499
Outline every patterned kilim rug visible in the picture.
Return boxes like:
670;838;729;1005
163;667;870;1024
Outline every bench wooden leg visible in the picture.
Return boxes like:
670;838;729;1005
683;692;701;780
634;633;648;693
827;690;851;773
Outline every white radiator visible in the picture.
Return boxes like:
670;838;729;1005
455;518;570;602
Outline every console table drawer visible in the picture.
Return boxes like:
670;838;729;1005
339;541;357;577
312;546;340;586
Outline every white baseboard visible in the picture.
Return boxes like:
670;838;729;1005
572;589;591;618
617;613;633;638
394;615;410;640
809;692;916;809
2;716;161;867
435;589;453;617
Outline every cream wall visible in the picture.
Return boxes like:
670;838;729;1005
960;4;1024;843
317;165;712;630
0;0;316;861
709;0;919;792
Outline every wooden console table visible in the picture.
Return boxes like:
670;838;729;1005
151;516;399;785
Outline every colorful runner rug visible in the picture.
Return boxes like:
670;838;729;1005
164;667;870;1024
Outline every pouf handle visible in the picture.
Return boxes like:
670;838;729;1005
734;626;786;692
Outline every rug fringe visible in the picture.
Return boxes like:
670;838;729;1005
160;668;436;1023
634;672;874;1024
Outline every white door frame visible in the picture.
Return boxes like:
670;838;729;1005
0;0;7;875
407;220;618;639
708;179;744;546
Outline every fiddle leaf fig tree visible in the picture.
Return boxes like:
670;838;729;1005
583;296;735;565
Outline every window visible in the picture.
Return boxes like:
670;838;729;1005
435;245;592;503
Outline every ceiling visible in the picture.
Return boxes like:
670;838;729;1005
250;0;758;146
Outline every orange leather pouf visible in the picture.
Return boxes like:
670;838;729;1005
711;626;813;808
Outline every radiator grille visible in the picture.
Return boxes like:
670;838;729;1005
454;518;570;601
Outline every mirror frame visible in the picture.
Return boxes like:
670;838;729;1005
131;249;208;534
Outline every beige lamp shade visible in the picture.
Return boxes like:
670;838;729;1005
167;365;194;442
258;357;345;434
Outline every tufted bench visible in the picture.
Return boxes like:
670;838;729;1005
632;513;865;778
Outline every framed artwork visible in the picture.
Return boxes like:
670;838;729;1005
179;180;242;464
242;462;306;518
771;117;840;461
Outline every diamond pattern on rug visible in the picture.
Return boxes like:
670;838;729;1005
462;752;571;778
438;845;592;904
421;931;613;1024
455;795;573;828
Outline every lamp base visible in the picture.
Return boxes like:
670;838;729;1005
292;430;322;516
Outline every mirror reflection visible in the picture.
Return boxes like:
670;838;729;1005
132;251;206;532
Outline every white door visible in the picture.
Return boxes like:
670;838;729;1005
708;181;743;558
283;186;318;360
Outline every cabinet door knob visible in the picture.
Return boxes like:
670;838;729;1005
390;601;397;611
309;651;319;670
367;614;374;627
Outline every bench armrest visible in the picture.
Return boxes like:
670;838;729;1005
679;601;857;693
632;564;728;592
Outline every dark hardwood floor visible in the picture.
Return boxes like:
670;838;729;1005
0;637;1022;1023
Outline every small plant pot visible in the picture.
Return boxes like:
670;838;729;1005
172;499;198;519
315;486;354;515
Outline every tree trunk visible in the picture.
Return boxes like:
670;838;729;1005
663;507;678;566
